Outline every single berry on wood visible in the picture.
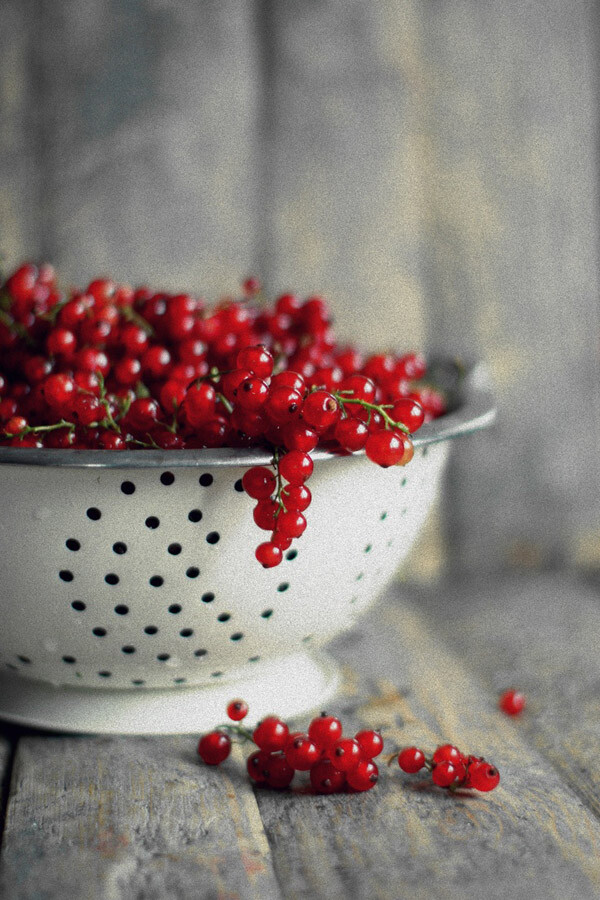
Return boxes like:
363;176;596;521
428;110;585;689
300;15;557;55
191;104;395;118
247;749;271;783
253;716;289;752
498;689;526;716
398;747;426;774
432;744;465;766
467;760;500;792
198;730;231;765
346;760;379;792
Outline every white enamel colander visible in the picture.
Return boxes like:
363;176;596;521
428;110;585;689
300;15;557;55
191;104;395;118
0;362;494;733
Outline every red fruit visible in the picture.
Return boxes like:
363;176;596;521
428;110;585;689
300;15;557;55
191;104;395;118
467;760;500;792
308;714;343;750
274;510;307;539
247;749;271;783
398;747;426;774
355;730;384;759
242;276;262;297
279;450;313;484
72;394;103;426
46;327;76;358
253;499;278;530
198;730;231;765
346;759;379;792
127;398;160;431
365;429;406;467
334;417;369;452
390;398;425;434
271;370;306;394
236;376;269;411
499;689;526;716
98;431;127;449
270;530;293;551
263;753;295;789
266;386;303;423
87;278;115;303
113;357;142;387
6;264;37;302
253;716;289;752
275;293;302;316
432;744;464;766
396;352;427;381
160;380;187;413
4;415;28;436
74;348;110;376
243;466;276;500
255;542;283;568
237;344;273;379
42;374;75;415
183;382;216;426
280;484;311;512
309;759;346;794
301;390;340;433
327;738;362;773
226;699;249;721
221;369;250;402
282;423;319;452
284;733;320;771
141;345;171;380
432;760;460;788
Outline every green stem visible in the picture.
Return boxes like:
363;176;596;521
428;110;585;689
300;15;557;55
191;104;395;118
333;394;410;435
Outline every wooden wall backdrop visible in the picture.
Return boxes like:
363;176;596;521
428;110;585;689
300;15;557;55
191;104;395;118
1;0;599;579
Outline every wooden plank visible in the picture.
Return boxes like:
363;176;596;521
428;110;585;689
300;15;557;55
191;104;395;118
414;574;600;817
0;735;281;900
254;588;600;900
0;1;40;267
416;0;600;573
7;0;260;296
0;733;12;845
261;0;427;353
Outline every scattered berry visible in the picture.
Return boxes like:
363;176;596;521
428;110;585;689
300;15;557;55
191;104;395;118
227;699;249;721
198;730;231;766
498;689;526;716
397;747;426;774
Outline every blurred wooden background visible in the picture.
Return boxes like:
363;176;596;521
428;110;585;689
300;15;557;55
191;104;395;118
1;0;599;581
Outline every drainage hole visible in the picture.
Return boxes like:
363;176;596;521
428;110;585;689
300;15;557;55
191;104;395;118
114;604;129;615
66;538;80;551
59;570;74;582
113;542;127;555
201;592;215;603
179;628;193;637
261;609;273;619
71;601;86;611
149;575;164;587
145;516;160;529
62;656;76;664
168;604;182;614
92;627;107;637
217;613;231;622
105;573;119;585
168;543;182;555
199;473;213;487
86;507;101;521
186;566;200;579
120;480;135;495
160;471;175;486
206;531;220;545
144;626;158;635
230;632;244;641
188;509;202;523
121;645;136;654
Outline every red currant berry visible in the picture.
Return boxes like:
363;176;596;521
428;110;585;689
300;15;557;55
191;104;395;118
253;499;278;530
42;374;75;415
397;747;426;774
6;263;37;302
242;276;262;297
242;466;277;500
432;744;464;766
236;345;273;379
365;429;406;467
279;450;313;484
198;730;231;765
247;749;271;783
183;382;216;426
256;540;283;570
284;733;320;771
327;738;362;773
126;398;160;431
467;760;500;792
46;327;77;358
263;752;295;789
236;376;269;411
226;699;249;721
340;374;376;405
300;390;340;433
346;759;379;792
275;293;302;316
333;417;369;452
308;714;343;750
4;416;28;436
431;760;460;788
282;423;319;452
355;730;384;759
266;386;304;423
309;759;346;794
270;530;292;551
390;398;425;434
499;689;526;716
274;510;307;539
280;484;311;512
253;716;289;752
396;352;427;381
113;357;142;388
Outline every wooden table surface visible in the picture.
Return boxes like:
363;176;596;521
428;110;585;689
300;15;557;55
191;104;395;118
0;573;598;899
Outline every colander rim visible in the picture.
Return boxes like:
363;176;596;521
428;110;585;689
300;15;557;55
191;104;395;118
0;360;495;468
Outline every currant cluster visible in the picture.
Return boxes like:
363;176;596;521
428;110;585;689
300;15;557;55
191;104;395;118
198;700;383;793
396;743;500;792
0;262;446;565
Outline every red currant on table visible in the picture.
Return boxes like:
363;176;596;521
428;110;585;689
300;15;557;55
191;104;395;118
253;716;289;752
327;738;362;772
431;760;461;788
466;760;500;792
284;733;320;771
398;747;426;773
346;759;379;792
307;714;343;750
355;729;384;759
498;689;526;716
309;759;347;794
198;730;232;765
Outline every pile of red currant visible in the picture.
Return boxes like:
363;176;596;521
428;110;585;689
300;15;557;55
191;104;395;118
0;263;446;566
198;700;501;794
396;744;500;792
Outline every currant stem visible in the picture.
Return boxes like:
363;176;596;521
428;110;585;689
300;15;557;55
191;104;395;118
333;394;410;435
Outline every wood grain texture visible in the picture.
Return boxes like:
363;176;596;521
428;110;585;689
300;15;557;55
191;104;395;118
414;574;600;817
5;0;260;297
260;0;427;353
254;584;600;900
415;0;600;573
0;735;13;848
0;735;281;900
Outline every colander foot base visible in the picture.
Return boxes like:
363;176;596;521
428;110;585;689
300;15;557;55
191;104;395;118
0;650;341;734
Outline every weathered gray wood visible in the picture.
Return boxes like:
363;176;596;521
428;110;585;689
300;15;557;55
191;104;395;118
7;0;260;296
0;734;12;846
261;0;427;352
414;574;600;817
253;586;600;900
0;735;281;900
417;0;600;574
0;2;41;267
